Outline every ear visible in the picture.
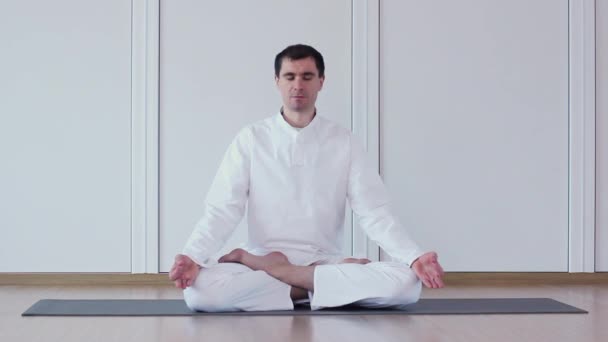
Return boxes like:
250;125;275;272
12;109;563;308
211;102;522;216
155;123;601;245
275;75;280;87
319;75;325;90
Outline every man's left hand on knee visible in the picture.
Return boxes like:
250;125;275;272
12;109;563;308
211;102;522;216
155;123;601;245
411;252;445;289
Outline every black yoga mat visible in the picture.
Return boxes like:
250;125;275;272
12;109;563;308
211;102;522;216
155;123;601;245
22;298;586;316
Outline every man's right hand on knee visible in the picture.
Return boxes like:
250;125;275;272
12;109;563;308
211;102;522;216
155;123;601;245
169;254;201;289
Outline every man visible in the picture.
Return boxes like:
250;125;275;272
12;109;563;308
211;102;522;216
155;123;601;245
169;44;444;312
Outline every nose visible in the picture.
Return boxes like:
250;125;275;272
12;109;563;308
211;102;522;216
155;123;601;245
293;77;304;90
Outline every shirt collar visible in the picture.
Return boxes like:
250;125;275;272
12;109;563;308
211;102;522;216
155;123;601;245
275;109;321;142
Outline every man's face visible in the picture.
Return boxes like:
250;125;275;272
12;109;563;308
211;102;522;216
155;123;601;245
275;57;324;113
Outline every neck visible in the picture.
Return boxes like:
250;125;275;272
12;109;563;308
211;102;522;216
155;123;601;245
281;107;316;128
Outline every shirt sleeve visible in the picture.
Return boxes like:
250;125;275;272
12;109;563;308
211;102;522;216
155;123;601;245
181;127;252;267
346;136;426;267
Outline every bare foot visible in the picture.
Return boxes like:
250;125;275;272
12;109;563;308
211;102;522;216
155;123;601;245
340;257;372;265
218;248;290;272
246;251;290;271
218;248;246;264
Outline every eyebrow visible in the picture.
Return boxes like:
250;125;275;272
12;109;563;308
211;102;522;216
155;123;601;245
282;72;316;77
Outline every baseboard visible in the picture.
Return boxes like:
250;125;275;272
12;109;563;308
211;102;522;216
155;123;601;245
0;273;172;286
1;272;607;286
444;272;608;286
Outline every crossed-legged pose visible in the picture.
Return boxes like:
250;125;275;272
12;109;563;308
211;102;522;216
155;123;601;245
170;44;444;312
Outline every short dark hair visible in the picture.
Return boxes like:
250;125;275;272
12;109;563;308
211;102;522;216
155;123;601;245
274;44;325;78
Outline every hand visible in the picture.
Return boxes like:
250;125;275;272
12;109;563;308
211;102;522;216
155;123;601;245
169;254;200;289
411;252;445;289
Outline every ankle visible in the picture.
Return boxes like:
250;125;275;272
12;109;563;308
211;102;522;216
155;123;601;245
233;248;247;263
290;286;308;300
266;263;290;279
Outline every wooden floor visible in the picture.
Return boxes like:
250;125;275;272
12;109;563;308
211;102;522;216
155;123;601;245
2;283;607;342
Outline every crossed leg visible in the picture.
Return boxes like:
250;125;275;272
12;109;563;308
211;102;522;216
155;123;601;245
218;248;371;297
184;248;420;312
217;248;420;310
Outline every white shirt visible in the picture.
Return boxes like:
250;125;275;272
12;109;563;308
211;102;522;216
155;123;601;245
183;112;425;267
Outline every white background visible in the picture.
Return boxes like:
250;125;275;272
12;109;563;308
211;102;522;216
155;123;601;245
0;1;132;272
379;0;568;271
0;0;604;273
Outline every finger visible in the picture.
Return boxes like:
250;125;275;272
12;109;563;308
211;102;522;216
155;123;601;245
433;261;444;275
169;266;182;281
424;275;434;288
427;269;441;288
435;275;445;288
415;268;430;287
421;276;432;288
179;279;186;289
425;264;443;277
432;267;445;285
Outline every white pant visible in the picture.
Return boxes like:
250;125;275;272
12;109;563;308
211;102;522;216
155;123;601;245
183;261;422;312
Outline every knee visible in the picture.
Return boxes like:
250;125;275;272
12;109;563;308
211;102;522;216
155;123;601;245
183;287;212;312
376;264;422;306
183;284;238;312
389;275;422;305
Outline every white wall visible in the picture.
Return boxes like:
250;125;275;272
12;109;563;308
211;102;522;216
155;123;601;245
0;0;599;273
596;0;608;272
0;1;132;272
378;0;569;271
